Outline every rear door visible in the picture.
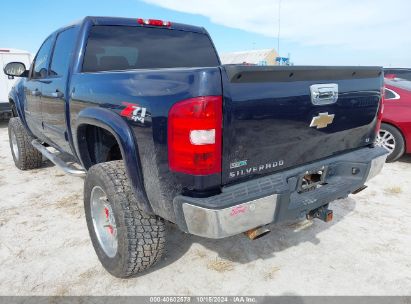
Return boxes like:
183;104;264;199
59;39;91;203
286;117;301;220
41;26;77;152
221;65;383;184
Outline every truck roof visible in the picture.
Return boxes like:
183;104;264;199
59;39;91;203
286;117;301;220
63;16;207;35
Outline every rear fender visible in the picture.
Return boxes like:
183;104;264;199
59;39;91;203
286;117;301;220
75;107;152;213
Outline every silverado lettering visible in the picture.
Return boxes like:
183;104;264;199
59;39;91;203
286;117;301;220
229;161;285;178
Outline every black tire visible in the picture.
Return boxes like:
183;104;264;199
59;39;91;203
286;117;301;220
84;160;165;278
10;102;17;117
378;123;405;162
8;117;43;170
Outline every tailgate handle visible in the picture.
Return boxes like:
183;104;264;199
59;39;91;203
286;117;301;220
310;84;338;105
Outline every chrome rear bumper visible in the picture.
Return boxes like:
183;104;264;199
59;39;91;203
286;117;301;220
366;153;387;182
182;194;278;239
173;147;387;239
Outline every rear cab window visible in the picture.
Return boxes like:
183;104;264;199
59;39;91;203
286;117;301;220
82;25;220;72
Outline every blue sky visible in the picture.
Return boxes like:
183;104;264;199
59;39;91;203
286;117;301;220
1;0;410;67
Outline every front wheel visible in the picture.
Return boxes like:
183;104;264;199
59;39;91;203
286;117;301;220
8;117;43;170
376;123;405;162
84;160;166;278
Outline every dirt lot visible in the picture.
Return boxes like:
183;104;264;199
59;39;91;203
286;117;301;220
0;119;410;296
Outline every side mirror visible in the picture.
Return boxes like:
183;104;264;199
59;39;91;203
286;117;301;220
3;62;28;77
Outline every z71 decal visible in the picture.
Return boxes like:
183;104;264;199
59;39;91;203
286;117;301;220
120;102;147;123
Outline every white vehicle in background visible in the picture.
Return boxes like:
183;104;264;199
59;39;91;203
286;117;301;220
0;48;31;118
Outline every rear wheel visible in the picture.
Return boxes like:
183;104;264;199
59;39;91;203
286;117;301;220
8;117;43;170
84;160;166;278
376;123;405;162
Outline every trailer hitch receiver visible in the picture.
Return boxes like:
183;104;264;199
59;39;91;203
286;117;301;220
307;206;333;223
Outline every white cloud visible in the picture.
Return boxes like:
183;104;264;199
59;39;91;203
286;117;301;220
142;0;411;53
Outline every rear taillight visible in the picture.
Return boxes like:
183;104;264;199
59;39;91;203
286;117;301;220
168;96;222;175
137;18;171;27
376;86;385;133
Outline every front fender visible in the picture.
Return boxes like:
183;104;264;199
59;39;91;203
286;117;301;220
8;81;31;134
74;107;152;214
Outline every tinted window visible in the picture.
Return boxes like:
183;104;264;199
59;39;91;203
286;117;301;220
384;89;398;100
385;89;395;99
50;27;77;76
32;36;53;79
83;26;220;72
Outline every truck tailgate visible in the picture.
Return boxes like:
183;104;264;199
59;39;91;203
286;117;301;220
221;65;383;184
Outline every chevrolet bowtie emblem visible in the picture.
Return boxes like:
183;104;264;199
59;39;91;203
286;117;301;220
310;112;335;129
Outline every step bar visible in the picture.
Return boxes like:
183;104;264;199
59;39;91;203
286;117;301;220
31;139;86;177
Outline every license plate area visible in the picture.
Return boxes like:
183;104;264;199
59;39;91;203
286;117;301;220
297;166;328;193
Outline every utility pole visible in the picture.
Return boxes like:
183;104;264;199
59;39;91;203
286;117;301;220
277;0;281;58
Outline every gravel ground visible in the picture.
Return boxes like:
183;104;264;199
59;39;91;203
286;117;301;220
0;119;410;296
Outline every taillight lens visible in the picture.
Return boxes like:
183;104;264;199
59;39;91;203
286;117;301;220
376;86;385;133
168;96;222;175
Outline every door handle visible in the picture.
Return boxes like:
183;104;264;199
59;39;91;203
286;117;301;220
310;84;338;105
31;89;41;96
50;91;64;98
317;88;335;99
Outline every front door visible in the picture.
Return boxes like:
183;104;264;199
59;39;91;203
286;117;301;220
24;36;54;139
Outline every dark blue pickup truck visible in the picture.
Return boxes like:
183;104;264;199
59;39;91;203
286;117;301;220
4;16;387;278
